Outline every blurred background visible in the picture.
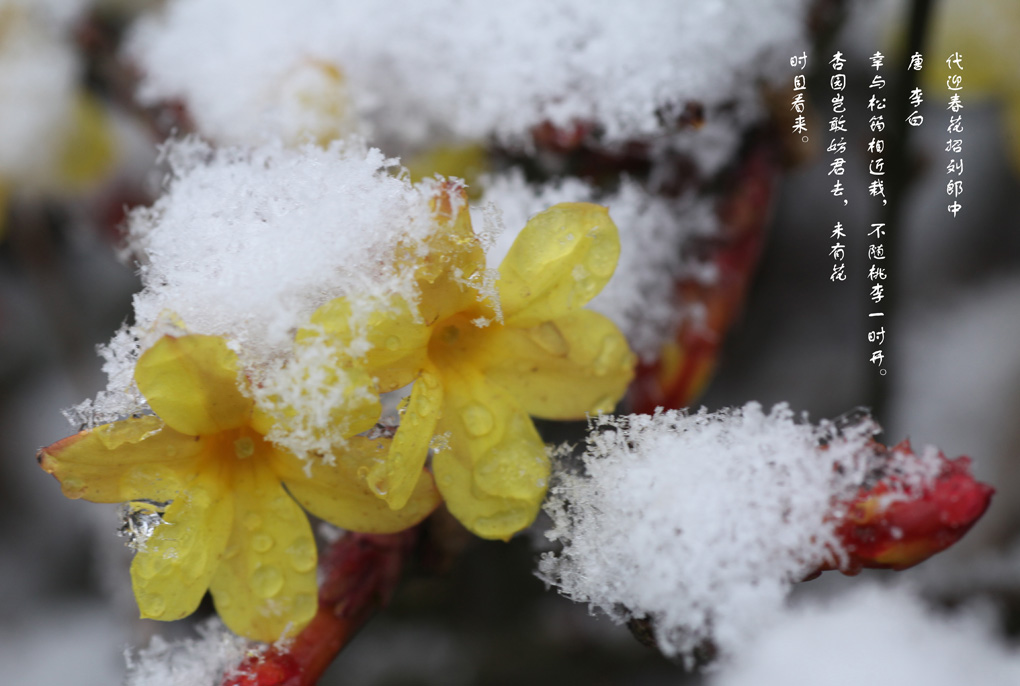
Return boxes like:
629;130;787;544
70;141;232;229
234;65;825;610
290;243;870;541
2;0;1019;683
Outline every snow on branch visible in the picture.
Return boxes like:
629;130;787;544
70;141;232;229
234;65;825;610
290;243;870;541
538;403;953;662
127;0;812;147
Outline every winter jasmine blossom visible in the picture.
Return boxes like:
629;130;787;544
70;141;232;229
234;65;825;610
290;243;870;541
38;334;440;641
301;184;636;540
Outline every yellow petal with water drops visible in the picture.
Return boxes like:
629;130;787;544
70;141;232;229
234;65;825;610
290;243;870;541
497;203;620;328
432;365;549;540
208;460;318;642
474;310;635;420
301;295;430;393
368;363;443;510
37;415;202;503
135;335;253;437
271;437;441;534
130;469;232;623
415;181;491;322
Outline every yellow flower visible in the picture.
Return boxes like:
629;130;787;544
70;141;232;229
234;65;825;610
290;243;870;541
301;185;636;540
38;334;440;641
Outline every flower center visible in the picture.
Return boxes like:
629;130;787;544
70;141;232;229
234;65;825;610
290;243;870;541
234;436;256;459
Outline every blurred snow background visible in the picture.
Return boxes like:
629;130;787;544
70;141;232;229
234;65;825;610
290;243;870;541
1;0;1019;684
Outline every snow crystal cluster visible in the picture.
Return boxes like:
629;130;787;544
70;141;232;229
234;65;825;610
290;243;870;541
127;0;811;149
711;584;1020;686
73;137;440;429
539;403;919;662
478;173;717;361
124;619;251;686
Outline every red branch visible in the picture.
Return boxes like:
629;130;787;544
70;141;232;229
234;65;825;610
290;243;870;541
223;530;417;686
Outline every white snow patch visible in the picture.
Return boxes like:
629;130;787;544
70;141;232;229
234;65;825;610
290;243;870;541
127;0;812;148
539;403;901;662
77;138;437;427
712;584;1020;686
124;618;250;686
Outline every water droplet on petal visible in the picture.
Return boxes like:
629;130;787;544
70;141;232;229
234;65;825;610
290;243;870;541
141;593;166;618
287;540;317;573
528;322;568;356
135;554;160;580
461;404;495;437
252;533;274;553
385;335;401;351
593;395;617;413
416;394;432;416
251;565;284;598
62;477;84;495
243;512;263;531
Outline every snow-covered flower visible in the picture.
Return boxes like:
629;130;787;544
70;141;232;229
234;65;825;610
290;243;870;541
301;184;636;540
38;334;440;641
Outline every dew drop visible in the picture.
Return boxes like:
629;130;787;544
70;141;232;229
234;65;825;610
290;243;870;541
415;394;432;416
384;335;401;351
287;540;317;573
252;533;274;553
593;395;616;413
62;477;84;494
216;589;232;609
369;473;390;497
461;404;495;437
134;555;160;580
251;565;284;598
243;512;263;531
527;322;568;356
141;593;166;618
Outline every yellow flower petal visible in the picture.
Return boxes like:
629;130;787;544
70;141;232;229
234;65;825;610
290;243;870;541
208;460;319;642
57;92;117;191
271;437;441;534
135;335;253;437
131;469;232;622
432;364;549;540
367;362;443;510
37;415;202;503
415;182;491;322
497;203;620;327
301;296;430;393
473;310;635;420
